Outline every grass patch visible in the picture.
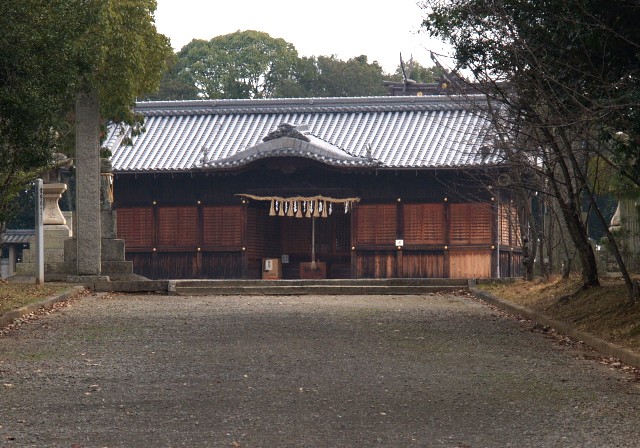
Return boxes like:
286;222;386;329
0;280;68;314
478;275;640;353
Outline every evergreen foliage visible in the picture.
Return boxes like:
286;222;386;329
0;0;171;232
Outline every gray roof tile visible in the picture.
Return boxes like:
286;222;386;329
107;95;499;172
2;229;33;244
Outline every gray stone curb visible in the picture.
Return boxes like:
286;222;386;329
0;286;86;328
470;285;640;369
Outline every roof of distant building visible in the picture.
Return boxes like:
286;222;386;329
2;229;33;245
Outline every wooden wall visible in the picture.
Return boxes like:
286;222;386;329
352;201;516;279
116;205;245;279
113;161;522;279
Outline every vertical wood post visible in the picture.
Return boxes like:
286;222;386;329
196;201;203;278
241;199;248;279
396;198;403;278
151;201;158;278
350;206;357;278
443;198;450;278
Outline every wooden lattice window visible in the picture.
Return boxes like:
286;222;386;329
449;203;492;245
499;204;521;246
157;206;198;249
202;206;242;248
403;203;444;245
355;204;397;245
511;211;521;247
334;212;350;252
116;207;153;249
282;219;312;254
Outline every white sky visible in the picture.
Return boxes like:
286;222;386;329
153;0;453;74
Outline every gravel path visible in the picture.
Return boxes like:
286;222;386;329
1;291;640;447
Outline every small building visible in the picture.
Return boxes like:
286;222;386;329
1;229;32;279
106;95;521;280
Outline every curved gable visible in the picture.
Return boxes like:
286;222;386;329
199;124;378;170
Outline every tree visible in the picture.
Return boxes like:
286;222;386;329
91;0;171;125
149;53;199;100
159;31;300;99
0;0;91;234
0;0;171;237
421;0;640;298
310;55;387;97
153;34;398;100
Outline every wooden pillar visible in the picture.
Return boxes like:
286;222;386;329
241;199;248;279
396;198;403;278
151;200;158;279
443;198;450;278
350;206;357;279
196;201;203;278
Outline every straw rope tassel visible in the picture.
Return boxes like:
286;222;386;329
295;201;302;218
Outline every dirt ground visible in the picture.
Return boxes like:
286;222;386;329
2;291;640;447
478;275;640;353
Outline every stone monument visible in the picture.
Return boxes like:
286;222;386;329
14;157;74;279
15;92;134;282
71;91;107;280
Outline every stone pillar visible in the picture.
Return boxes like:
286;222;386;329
74;91;103;277
14;183;72;281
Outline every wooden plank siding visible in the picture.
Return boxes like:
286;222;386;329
353;204;397;247
113;167;522;279
353;202;500;279
117;204;245;279
449;203;492;245
400;251;445;278
116;207;153;249
355;250;397;279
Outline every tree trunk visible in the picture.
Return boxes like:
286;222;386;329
546;166;600;288
559;199;599;287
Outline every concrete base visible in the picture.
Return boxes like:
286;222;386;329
67;275;111;284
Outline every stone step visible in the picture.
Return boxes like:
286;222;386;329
173;278;469;288
171;279;470;296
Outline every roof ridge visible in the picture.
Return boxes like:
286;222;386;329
136;95;486;117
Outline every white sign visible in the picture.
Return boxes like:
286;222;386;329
264;259;273;271
395;239;404;247
35;179;44;285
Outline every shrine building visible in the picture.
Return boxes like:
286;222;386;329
105;95;522;280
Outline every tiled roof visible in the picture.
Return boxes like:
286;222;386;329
2;229;33;245
107;95;499;173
